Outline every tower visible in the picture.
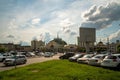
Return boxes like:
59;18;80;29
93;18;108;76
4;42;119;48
78;27;96;53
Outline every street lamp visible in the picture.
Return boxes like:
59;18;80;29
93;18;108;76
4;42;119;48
14;51;17;69
104;34;110;52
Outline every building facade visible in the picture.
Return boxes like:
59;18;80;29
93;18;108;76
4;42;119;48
78;27;96;53
64;44;77;52
0;43;20;51
0;43;32;52
31;40;45;51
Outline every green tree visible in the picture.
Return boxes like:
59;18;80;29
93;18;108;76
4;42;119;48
53;38;67;45
0;48;7;53
76;47;86;52
117;44;120;53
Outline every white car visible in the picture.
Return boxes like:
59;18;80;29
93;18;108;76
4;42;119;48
3;55;27;66
88;54;107;66
101;54;120;68
77;54;94;64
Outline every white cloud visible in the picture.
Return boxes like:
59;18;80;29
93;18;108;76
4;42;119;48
31;18;41;24
81;2;120;30
109;30;120;42
0;0;120;45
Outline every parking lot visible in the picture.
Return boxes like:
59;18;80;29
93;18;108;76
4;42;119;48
0;54;60;72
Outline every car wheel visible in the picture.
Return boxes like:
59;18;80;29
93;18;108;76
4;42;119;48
117;64;120;70
2;58;5;62
23;60;27;64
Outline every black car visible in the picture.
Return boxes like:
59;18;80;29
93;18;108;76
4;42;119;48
69;54;84;62
59;52;75;59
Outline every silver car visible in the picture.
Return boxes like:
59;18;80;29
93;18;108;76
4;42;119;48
44;52;53;57
0;53;13;62
77;54;94;64
3;55;27;66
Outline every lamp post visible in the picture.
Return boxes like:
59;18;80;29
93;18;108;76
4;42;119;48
104;34;109;52
14;51;17;69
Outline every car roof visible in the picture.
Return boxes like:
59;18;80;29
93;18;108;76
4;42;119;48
96;54;107;56
84;54;93;56
15;55;26;56
107;54;120;56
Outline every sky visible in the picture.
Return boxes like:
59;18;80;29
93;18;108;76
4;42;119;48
0;0;120;46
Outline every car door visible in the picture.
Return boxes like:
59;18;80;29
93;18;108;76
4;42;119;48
16;56;21;64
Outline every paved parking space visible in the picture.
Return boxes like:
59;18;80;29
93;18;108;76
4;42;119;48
0;54;60;72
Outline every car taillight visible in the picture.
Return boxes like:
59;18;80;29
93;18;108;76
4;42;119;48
113;59;117;62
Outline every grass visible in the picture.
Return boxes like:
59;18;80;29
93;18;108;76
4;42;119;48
0;60;120;80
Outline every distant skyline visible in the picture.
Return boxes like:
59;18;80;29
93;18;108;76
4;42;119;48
0;0;120;45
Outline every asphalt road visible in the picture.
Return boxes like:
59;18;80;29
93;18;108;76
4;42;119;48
0;54;61;72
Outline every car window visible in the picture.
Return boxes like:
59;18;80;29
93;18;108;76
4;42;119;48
118;55;120;58
94;56;101;58
7;56;15;59
106;56;117;59
17;56;25;58
19;56;25;58
102;55;106;59
83;55;88;58
87;55;92;58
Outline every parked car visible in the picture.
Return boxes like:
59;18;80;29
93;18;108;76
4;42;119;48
69;54;84;62
77;54;94;64
3;55;27;66
36;52;44;56
88;54;107;66
0;53;4;62
26;52;36;57
44;52;53;57
59;52;75;59
101;54;120;68
0;53;13;62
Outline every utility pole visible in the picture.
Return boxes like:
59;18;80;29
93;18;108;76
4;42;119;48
107;37;109;52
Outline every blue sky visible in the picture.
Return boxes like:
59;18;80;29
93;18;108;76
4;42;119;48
0;0;120;45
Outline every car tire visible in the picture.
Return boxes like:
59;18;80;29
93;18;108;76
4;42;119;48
117;64;120;70
23;60;27;64
2;58;5;62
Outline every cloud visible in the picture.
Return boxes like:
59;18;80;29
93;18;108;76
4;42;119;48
31;18;41;24
20;41;30;46
44;32;51;43
83;5;97;18
70;31;77;36
81;2;120;30
6;35;15;38
1;0;119;45
109;30;120;42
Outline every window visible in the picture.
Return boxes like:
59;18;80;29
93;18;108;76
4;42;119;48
118;55;120;58
106;56;117;59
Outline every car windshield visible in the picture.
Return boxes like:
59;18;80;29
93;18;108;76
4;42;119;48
0;53;3;56
73;54;81;58
94;55;103;58
83;55;92;58
6;56;15;59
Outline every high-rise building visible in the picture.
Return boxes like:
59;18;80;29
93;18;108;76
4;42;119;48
78;27;96;53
